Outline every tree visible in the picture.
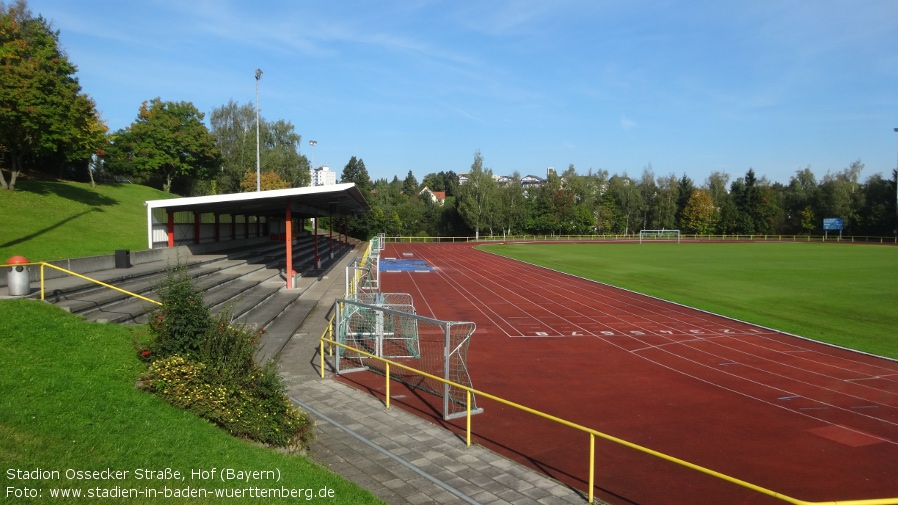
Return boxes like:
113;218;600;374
457;150;496;239
655;173;679;229
674;173;694;225
262;119;309;188
604;174;640;234
208;99;256;193
680;189;718;235
240;170;288;191
340;156;372;194
105;98;220;193
495;171;527;237
0;0;104;190
730;168;778;234
819;160;864;234
401;170;418;196
636;165;657;231
783;166;819;234
204;100;311;195
340;156;373;239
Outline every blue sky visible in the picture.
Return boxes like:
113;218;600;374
27;0;898;185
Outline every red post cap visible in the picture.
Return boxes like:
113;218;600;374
6;256;29;265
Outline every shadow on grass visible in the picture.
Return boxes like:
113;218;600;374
0;208;102;250
17;180;119;206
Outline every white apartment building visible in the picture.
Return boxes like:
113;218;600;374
310;165;336;186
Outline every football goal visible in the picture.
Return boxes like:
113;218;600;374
639;229;681;243
334;298;481;420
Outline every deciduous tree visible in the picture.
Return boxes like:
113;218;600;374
457;150;496;239
680;189;718;235
106;98;220;193
0;0;104;190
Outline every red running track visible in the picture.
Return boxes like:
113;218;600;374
338;242;898;505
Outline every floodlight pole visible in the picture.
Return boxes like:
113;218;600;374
255;68;263;192
309;140;317;186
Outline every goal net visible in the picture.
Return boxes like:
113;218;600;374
639;229;681;243
334;298;480;420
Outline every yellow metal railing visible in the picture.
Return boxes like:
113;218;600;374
319;329;898;505
7;261;163;306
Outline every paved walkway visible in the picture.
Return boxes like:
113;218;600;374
276;251;593;505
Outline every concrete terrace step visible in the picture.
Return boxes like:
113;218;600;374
42;235;341;324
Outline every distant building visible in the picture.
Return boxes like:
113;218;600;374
521;175;545;188
458;172;547;191
310;165;336;186
418;187;446;206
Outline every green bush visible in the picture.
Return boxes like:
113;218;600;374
138;265;315;450
146;264;211;359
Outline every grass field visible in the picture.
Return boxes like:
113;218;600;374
0;300;384;504
480;241;898;360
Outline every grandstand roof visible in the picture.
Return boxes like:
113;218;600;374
144;183;370;218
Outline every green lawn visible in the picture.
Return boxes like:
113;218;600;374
0;180;173;262
0;300;383;504
480;242;898;359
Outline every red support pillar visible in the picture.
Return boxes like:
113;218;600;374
167;211;175;247
193;212;201;245
314;215;320;269
285;204;294;289
214;213;220;242
329;217;334;258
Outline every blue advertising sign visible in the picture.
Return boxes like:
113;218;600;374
823;218;843;231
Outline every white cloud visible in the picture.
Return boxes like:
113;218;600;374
620;115;636;130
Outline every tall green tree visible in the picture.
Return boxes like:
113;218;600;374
206;100;309;194
496;171;527;237
819;160;864;234
401;170;418;196
457;150;496;239
262;119;309;188
340;156;373;239
340;156;372;194
655;173;679;230
0;0;104;190
674;173;694;226
605;174;640;234
782;166;819;234
208;99;255;193
105;98;220;193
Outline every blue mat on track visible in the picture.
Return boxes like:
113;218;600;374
380;258;434;272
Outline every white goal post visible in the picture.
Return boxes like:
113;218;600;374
639;229;681;243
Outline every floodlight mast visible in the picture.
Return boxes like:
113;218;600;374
255;68;263;192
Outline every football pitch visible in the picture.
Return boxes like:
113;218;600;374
479;241;898;360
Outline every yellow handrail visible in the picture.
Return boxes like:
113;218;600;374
24;262;163;306
319;332;898;505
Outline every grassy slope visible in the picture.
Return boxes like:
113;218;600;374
0;300;382;504
0;180;173;262
481;242;898;359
